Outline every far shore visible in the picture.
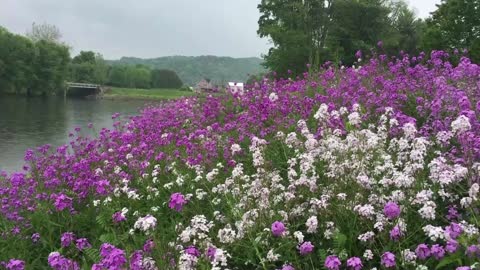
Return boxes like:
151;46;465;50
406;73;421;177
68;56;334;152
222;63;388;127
101;87;196;100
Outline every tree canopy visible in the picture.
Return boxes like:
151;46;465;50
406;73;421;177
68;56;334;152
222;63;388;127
0;26;69;96
25;22;63;44
0;26;185;95
258;0;479;75
151;69;183;89
423;0;480;62
69;51;108;84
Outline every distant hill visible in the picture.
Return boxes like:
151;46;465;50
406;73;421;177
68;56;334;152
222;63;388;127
107;55;265;86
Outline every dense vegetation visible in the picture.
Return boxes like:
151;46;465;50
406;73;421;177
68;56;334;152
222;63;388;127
0;25;185;96
109;55;265;86
1;51;480;269
258;0;480;76
0;25;69;96
106;65;183;89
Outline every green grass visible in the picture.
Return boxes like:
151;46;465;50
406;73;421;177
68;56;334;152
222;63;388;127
104;87;195;100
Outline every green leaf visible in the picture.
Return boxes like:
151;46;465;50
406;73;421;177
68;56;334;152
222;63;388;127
333;231;347;250
84;247;100;262
99;233;117;245
435;252;461;270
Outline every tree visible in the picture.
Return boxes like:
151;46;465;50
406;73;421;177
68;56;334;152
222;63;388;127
151;69;183;88
92;55;109;85
258;0;333;75
0;27;35;94
325;0;392;65
31;40;70;95
378;0;426;56
107;65;152;89
258;0;427;72
69;51;108;84
108;66;128;87
26;22;62;44
72;51;96;64
129;65;151;89
422;0;480;62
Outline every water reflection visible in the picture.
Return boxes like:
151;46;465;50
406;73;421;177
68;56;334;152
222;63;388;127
0;96;154;172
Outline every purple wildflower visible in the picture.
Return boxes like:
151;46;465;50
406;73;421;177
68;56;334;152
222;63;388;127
346;257;362;270
48;252;79;270
60;232;75;248
447;206;460;220
415;244;430;260
381;252;395;268
298;241;314;255
383;201;401;219
112;211;126;223
75;238;91;250
52;194;72;211
207;247;217;261
446;222;463;239
355;50;362;59
324;255;341;270
281;264;295;270
466;245;480;258
168;192;187;212
31;233;40;243
389;225;402;241
143;239;155;253
129;250;143;270
446;239;459;253
185;246;201;257
271;221;286;237
6;259;25;270
97;243;127;269
431;244;445;260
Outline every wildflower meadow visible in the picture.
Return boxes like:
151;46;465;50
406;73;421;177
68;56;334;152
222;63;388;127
1;51;480;269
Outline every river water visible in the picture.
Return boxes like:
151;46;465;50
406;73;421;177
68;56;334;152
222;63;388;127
0;96;157;173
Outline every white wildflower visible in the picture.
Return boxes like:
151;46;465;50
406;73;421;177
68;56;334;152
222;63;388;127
363;249;374;261
134;215;157;233
451;115;471;134
306;216;318;233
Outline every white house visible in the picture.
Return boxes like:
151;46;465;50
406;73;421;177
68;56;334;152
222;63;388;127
227;82;244;95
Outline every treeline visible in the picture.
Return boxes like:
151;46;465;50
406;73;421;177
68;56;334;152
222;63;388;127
70;51;183;89
109;56;265;86
0;26;69;96
0;24;183;96
258;0;480;75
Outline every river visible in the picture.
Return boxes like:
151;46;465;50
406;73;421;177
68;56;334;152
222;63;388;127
0;96;158;173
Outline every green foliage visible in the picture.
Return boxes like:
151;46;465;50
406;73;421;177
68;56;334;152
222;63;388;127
31;40;70;96
108;56;265;86
151;69;183;88
387;1;426;55
258;0;332;75
106;65;151;88
0;25;69;96
422;0;480;62
327;0;391;65
333;231;347;250
69;51;109;84
257;0;430;74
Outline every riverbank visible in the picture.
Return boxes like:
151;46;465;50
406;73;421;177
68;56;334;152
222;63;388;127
102;87;195;100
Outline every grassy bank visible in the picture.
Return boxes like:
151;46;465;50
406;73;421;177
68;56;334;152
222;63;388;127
103;87;195;100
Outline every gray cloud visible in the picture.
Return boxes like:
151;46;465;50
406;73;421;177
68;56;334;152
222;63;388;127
0;0;439;59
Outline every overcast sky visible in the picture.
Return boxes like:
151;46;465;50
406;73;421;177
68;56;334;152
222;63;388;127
0;0;440;60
